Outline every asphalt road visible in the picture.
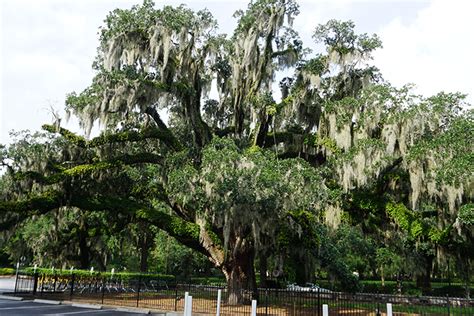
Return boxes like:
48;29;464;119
0;299;151;316
0;277;15;293
0;277;170;315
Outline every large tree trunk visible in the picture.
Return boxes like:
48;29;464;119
258;255;268;288
78;230;90;269
222;245;257;305
457;251;471;299
138;229;154;273
416;255;433;294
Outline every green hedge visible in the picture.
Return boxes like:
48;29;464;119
0;267;15;275
317;279;472;296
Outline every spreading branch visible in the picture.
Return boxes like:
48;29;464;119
42;124;182;151
0;190;64;214
14;153;163;185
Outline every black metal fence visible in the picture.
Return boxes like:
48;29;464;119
11;271;474;315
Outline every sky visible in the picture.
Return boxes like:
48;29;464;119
1;0;473;145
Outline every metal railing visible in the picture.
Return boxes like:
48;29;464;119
12;271;474;315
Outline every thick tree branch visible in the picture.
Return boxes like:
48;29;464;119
0;190;64;214
144;107;183;151
42;124;182;151
254;114;272;147
14;153;163;185
42;125;87;146
0;190;209;257
136;207;207;256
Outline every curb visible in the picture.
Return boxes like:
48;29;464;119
33;299;61;305
116;307;151;314
0;295;23;301
71;302;102;309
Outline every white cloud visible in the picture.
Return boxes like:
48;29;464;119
373;0;474;103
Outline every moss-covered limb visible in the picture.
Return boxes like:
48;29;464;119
70;194;144;214
144;106;183;151
14;153;163;185
89;128;182;151
42;124;87;147
204;222;224;247
137;207;208;256
166;200;195;223
0;190;63;214
42;123;182;151
70;192;210;257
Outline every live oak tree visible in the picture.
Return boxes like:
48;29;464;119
1;0;473;301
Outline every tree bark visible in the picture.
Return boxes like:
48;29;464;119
138;231;154;272
78;230;90;269
416;255;433;294
258;255;268;288
222;243;256;305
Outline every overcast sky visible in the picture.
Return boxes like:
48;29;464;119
1;0;473;145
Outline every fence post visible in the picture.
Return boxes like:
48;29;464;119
387;303;392;316
446;294;450;315
70;273;75;299
40;275;44;296
101;277;105;305
251;299;257;316
322;304;328;316
14;268;19;293
376;292;381;316
317;288;321;316
174;278;178;311
216;289;221;316
53;274;57;292
136;274;142;308
14;262;20;293
186;296;193;316
184;292;189;316
32;272;38;296
265;288;268;316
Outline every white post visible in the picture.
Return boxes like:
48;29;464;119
251;299;257;316
14;262;19;288
387;303;393;316
183;292;189;316
186;296;193;316
216;289;222;316
34;264;38;274
322;304;329;316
